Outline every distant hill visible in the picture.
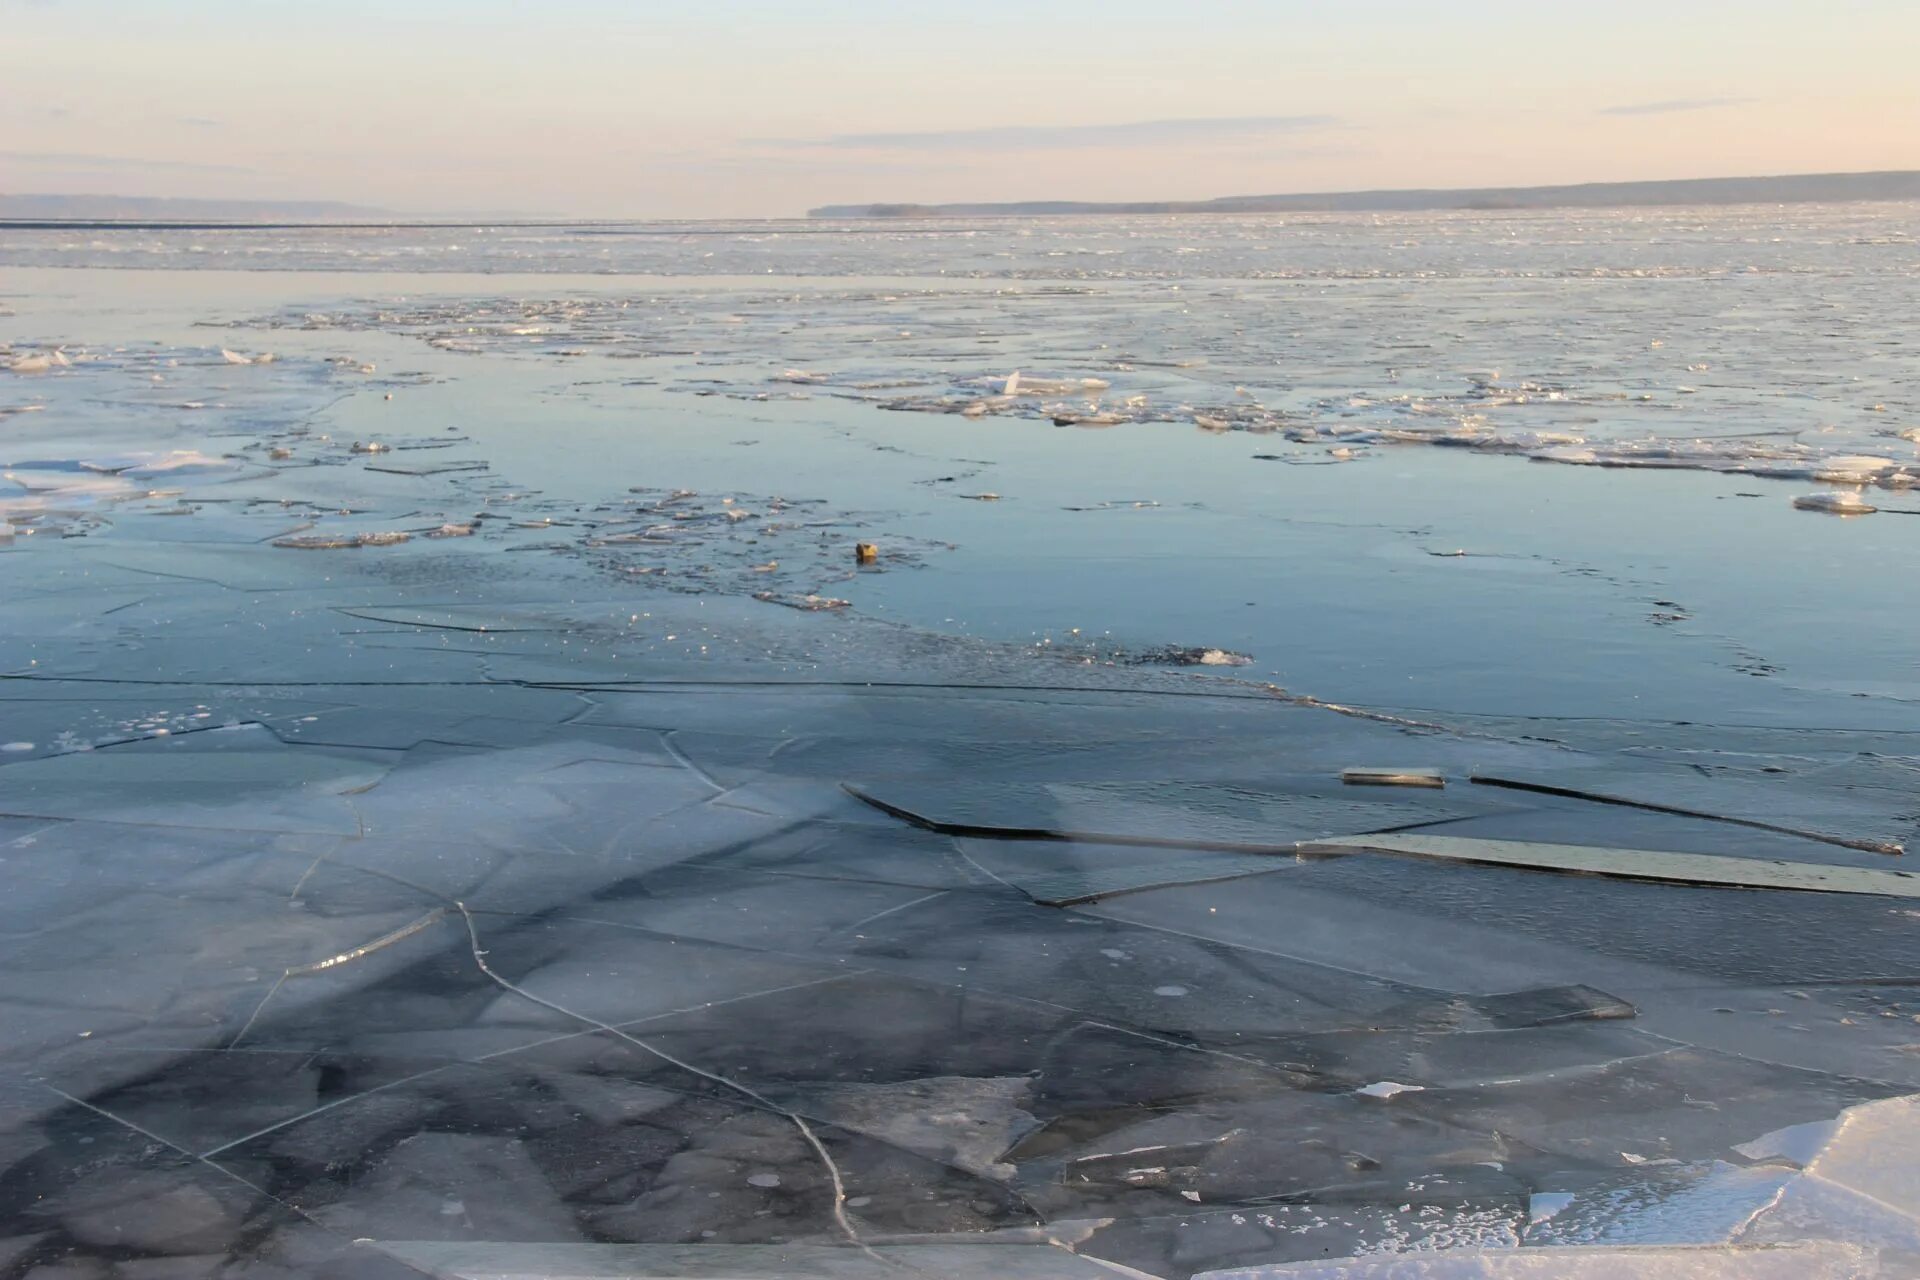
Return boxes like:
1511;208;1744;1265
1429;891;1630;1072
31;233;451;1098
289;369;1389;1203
0;193;396;222
809;170;1920;218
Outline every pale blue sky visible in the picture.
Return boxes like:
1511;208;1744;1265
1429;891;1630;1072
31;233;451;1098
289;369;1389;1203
3;0;1916;216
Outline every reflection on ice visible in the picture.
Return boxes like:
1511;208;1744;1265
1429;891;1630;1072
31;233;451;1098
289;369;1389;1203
214;216;1920;495
1794;490;1879;515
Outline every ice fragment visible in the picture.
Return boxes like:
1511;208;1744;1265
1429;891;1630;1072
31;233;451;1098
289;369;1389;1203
1355;1081;1425;1099
1342;767;1445;789
1793;491;1877;514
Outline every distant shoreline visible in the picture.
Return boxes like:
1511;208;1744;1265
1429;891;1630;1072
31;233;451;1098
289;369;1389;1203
807;169;1920;218
5;168;1917;228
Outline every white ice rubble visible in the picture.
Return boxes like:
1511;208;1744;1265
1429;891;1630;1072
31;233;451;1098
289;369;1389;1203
1193;1093;1920;1278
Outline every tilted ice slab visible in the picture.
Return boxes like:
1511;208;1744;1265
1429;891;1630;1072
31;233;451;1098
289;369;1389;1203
1735;1093;1920;1250
1299;833;1920;897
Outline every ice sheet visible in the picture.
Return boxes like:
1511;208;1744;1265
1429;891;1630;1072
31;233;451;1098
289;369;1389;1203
6;214;1920;1278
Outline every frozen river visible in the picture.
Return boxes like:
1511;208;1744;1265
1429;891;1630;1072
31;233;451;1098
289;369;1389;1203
2;209;1918;1277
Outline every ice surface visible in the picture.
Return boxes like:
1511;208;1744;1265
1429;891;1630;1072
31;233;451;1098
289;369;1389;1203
0;730;388;833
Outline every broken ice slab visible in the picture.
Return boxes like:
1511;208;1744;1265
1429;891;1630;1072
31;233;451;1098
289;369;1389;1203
1521;1161;1795;1246
1342;766;1445;788
375;1240;1162;1279
1297;832;1920;897
847;779;1488;853
1469;771;1909;855
275;530;413;549
1733;1096;1920;1259
1353;1080;1422;1099
752;590;852;611
1739;1093;1920;1220
1794;490;1878;514
1191;1241;1875;1279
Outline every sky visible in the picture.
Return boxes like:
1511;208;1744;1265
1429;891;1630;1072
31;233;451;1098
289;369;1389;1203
3;0;1918;218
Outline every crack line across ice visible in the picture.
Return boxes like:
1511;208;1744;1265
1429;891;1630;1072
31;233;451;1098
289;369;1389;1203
450;900;875;1255
660;729;728;794
1470;774;1908;855
43;1084;337;1242
196;969;870;1162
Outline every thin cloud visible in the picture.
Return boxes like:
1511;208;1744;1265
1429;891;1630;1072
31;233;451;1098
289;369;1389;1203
774;115;1342;151
0;149;255;175
179;116;225;128
1599;97;1756;117
656;154;958;176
